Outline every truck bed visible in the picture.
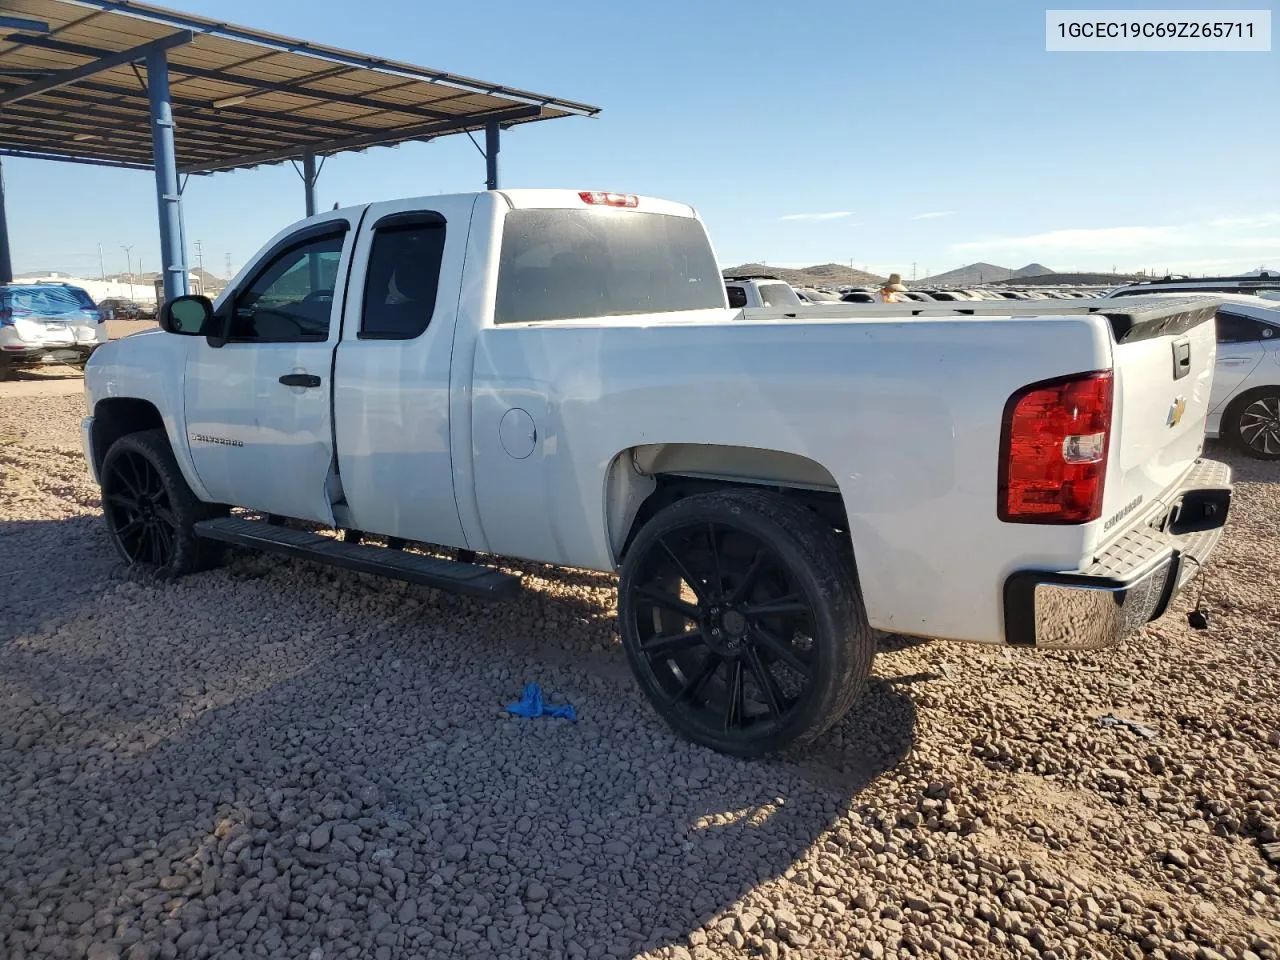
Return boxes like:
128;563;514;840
741;294;1221;344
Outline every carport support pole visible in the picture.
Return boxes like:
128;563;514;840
146;48;188;302
0;157;12;285
302;152;317;217
485;120;500;190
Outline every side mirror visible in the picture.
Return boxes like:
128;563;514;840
159;294;214;336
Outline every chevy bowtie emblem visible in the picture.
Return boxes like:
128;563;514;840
1167;396;1187;427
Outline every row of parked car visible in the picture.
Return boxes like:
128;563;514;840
726;272;1280;460
810;285;1113;304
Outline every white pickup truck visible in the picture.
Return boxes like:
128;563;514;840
81;188;1232;757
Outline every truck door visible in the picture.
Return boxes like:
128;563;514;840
331;195;477;548
183;214;362;524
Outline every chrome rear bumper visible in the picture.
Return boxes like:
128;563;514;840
1004;458;1232;650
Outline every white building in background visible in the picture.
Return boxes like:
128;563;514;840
9;271;208;304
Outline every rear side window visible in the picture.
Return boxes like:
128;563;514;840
758;283;801;308
1217;311;1278;343
360;214;447;340
726;285;748;308
494;209;725;325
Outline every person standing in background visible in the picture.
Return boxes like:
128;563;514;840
877;273;908;303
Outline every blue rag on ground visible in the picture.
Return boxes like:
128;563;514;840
507;682;576;721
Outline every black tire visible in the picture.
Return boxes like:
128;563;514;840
1225;388;1280;460
618;489;875;757
100;428;227;577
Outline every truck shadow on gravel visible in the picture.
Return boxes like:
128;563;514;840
0;528;918;960
0;516;119;648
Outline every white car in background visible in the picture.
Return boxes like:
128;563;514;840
723;275;804;309
1207;295;1280;459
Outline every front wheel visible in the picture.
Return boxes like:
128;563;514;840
618;490;876;757
1227;389;1280;460
100;428;227;577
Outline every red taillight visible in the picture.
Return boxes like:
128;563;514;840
578;191;639;208
998;370;1113;524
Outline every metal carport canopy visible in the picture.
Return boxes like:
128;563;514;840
0;0;600;293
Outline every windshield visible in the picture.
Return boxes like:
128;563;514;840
758;283;802;308
4;285;96;315
495;208;725;324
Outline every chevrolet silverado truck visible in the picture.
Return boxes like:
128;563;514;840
81;188;1232;757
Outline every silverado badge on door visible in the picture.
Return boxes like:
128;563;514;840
1167;396;1187;428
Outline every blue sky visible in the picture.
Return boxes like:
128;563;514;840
4;0;1277;279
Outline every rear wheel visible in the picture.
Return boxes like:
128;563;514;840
1227;388;1280;460
618;490;875;757
100;428;227;577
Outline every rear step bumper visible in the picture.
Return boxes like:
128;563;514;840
1004;458;1232;649
194;517;521;599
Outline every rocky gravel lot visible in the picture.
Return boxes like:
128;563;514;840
1;393;1278;960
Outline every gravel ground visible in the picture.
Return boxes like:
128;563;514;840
1;395;1278;960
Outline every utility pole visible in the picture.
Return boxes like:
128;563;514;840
97;242;106;281
194;239;204;279
224;252;233;282
120;244;135;301
912;262;917;281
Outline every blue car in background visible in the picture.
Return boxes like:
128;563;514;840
0;282;108;379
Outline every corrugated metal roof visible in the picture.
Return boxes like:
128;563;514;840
0;0;599;174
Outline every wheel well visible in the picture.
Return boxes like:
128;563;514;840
92;398;164;474
1222;384;1280;429
618;473;851;563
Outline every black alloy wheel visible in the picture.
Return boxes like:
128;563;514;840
619;490;875;757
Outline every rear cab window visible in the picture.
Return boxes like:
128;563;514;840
494;208;725;325
726;285;748;308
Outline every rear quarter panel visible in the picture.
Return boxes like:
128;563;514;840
467;313;1114;643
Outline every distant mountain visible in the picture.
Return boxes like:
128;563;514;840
918;263;1027;286
1015;263;1053;278
723;262;884;288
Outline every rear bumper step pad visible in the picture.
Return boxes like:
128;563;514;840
194;517;520;599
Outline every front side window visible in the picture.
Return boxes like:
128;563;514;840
230;231;345;342
494;209;725;325
360;216;447;340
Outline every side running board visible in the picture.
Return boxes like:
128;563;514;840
194;517;520;600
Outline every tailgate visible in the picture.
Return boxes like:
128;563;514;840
1102;297;1220;535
